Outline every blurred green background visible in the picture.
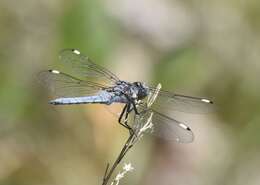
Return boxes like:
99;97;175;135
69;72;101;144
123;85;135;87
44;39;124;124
1;0;260;185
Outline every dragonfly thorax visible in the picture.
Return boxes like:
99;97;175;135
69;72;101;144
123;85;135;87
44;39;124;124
113;81;149;101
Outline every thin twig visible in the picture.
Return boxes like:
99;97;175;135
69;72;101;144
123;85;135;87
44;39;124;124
102;133;135;185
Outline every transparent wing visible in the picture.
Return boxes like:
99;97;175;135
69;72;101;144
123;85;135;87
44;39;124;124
151;110;194;143
134;107;194;143
149;88;214;114
38;70;109;98
59;49;120;86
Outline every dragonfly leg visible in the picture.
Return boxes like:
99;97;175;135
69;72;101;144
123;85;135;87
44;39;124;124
118;104;132;129
126;94;140;115
121;92;139;115
118;104;128;124
132;102;139;115
124;105;138;136
118;104;136;135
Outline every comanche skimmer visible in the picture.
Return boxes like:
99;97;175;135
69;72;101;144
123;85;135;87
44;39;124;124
38;49;213;143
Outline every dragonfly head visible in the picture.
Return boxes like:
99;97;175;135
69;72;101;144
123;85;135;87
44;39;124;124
133;82;149;100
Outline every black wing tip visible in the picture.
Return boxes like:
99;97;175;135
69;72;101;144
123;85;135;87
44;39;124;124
201;98;214;104
61;48;80;54
59;48;80;57
178;122;194;142
185;127;195;143
47;69;60;74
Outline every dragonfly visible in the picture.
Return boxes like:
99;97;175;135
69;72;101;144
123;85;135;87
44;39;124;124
38;49;213;143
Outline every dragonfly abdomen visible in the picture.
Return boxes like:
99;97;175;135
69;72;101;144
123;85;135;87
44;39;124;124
49;91;114;105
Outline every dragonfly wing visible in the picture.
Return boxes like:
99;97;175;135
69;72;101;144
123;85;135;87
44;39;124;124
149;88;214;114
135;108;194;143
59;49;120;86
38;70;109;98
151;110;194;143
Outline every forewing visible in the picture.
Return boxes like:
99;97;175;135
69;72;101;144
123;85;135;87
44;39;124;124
59;49;120;86
38;70;108;98
149;88;214;114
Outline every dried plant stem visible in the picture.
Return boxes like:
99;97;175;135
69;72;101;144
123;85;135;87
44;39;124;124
102;111;154;185
102;132;135;185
